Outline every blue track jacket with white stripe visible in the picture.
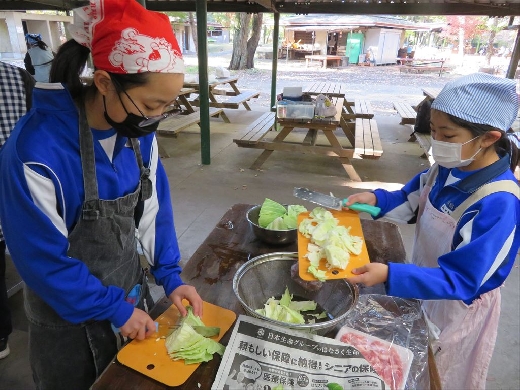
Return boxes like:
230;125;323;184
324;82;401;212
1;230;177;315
0;84;184;328
373;156;519;305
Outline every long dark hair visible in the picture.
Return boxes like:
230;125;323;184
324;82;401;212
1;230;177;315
49;39;149;100
27;39;48;51
447;113;519;172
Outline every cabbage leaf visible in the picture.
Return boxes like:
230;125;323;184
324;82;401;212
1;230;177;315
258;198;287;228
255;286;319;324
259;198;307;231
165;308;225;365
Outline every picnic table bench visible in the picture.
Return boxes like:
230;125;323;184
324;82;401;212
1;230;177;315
343;98;375;119
156;107;229;158
184;76;260;111
393;101;417;125
233;112;276;147
354;118;383;159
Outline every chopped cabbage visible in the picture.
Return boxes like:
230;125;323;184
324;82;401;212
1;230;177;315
258;198;307;230
266;216;288;230
299;207;363;274
325;245;350;269
308;265;327;281
309;207;334;221
165;307;225;365
258;198;287;228
181;306;205;327
255;286;319;324
305;243;323;265
284;205;308;229
298;218;316;238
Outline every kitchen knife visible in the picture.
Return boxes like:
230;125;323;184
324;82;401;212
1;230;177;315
293;187;381;217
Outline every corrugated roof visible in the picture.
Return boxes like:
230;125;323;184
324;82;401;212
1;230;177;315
281;14;444;31
1;0;519;15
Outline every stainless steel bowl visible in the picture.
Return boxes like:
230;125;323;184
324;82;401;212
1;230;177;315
233;252;359;335
246;204;297;246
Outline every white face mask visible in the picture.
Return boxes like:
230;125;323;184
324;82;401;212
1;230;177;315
431;136;482;169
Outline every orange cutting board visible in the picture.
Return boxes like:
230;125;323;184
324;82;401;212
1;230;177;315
117;300;236;387
298;209;370;280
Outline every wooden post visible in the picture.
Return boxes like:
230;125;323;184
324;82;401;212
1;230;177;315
196;0;211;165
270;12;280;111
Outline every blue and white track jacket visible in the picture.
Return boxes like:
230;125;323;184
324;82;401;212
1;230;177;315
373;156;519;305
0;84;184;327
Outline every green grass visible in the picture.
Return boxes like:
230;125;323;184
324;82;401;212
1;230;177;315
185;65;199;74
207;42;233;53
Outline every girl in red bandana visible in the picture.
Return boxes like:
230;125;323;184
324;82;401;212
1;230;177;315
0;1;202;389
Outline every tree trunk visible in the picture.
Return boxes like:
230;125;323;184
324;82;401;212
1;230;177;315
188;12;198;53
245;13;263;69
457;24;465;66
486;17;499;66
229;13;251;70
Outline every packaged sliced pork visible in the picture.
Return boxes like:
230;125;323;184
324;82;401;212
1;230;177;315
336;326;413;390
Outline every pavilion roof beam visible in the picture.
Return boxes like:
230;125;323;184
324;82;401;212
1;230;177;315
275;3;520;16
0;0;87;10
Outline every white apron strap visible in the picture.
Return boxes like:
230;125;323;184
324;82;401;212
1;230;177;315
451;180;520;222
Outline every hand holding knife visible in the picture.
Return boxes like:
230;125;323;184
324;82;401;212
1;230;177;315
293;187;381;217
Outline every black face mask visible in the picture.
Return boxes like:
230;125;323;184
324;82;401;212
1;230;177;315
103;96;159;138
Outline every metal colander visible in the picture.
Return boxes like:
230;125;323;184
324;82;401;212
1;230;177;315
232;252;359;335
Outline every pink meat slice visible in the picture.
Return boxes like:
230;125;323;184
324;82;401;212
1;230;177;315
339;332;405;390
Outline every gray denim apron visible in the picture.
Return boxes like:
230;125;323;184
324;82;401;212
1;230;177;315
25;104;153;390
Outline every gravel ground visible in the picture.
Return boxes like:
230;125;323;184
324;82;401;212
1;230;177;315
3;50;512;115
182;51;513;114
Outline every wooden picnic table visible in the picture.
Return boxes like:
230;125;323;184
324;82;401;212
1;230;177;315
184;76;260;110
91;203;441;390
305;54;343;69
174;87;197;113
235;82;381;181
399;59;448;77
301;82;374;119
249;96;380;181
155;87;229;157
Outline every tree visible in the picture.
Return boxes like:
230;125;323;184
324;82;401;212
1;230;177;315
229;13;251;70
444;16;484;54
246;14;263;69
188;12;198;53
486;17;505;66
229;13;263;70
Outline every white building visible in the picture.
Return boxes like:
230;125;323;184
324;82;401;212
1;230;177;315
0;11;72;60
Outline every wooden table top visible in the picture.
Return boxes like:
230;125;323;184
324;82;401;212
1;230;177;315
178;87;196;96
302;82;347;98
92;204;439;390
422;87;442;100
183;76;239;89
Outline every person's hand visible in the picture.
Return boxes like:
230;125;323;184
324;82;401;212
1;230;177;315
120;307;156;340
168;284;203;317
348;263;389;286
343;192;377;208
